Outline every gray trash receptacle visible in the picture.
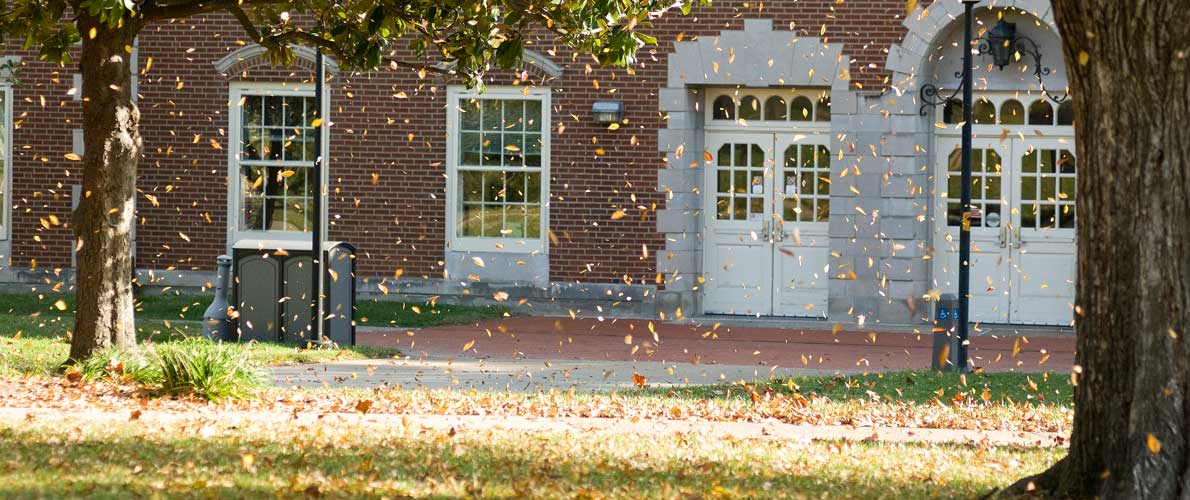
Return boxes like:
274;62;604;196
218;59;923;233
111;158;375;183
231;239;355;346
932;293;963;372
324;242;356;347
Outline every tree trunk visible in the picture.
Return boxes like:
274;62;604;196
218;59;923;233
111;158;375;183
68;15;142;362
1004;1;1190;498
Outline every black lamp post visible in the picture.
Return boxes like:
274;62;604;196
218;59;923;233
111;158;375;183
309;44;332;349
919;1;1067;371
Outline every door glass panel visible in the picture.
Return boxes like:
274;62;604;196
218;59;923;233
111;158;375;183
715;142;767;221
945;148;1001;227
1019;148;1077;230
781;143;831;222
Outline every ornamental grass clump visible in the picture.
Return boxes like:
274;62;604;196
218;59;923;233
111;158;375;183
76;347;160;385
152;339;265;402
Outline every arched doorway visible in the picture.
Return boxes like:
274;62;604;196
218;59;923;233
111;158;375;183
914;4;1077;325
701;89;832;317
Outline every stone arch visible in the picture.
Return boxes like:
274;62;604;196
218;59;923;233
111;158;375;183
653;18;855;315
213;44;340;78
431;49;565;82
885;0;1060;95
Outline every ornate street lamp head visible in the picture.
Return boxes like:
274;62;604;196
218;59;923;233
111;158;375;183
987;20;1018;70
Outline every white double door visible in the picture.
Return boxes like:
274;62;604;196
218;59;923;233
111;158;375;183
933;136;1078;325
702;132;831;317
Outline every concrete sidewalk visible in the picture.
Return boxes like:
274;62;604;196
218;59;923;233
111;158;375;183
273;356;835;392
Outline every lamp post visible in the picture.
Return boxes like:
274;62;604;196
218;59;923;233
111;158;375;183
309;45;332;349
919;1;1067;371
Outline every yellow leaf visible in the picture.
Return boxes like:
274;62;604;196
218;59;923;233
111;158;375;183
607;123;620;131
1148;433;1162;454
279;170;296;178
64;153;81;161
179;232;190;242
463;339;475;351
88;27;97;39
471;256;485;268
906;0;918;15
310;117;324;128
1078;51;1090;66
241;453;255;470
53;300;67;311
610;210;626;220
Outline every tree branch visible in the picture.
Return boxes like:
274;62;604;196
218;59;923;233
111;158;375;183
141;0;288;22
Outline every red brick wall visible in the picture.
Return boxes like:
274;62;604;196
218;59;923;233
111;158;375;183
5;0;909;286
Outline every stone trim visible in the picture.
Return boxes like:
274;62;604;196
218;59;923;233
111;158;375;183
214;44;340;77
654;18;855;316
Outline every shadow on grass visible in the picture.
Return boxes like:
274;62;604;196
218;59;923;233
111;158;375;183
632;370;1073;407
0;422;1058;499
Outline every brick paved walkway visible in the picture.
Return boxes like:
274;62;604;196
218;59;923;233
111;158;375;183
358;317;1074;373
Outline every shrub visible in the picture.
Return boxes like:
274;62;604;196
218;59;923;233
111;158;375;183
75;347;160;385
152;340;266;402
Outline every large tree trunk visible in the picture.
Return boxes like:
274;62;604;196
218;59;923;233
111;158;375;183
1004;1;1190;498
68;16;142;362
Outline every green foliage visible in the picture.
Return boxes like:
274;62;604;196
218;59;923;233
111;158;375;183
152;340;266;402
75;347;160;385
2;0;702;83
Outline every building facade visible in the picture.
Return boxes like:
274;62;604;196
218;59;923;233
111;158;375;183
0;0;1076;328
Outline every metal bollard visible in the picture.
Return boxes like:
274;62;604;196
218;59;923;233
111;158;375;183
931;293;964;372
202;255;234;341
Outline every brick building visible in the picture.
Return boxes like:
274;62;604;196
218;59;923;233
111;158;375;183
0;0;1076;328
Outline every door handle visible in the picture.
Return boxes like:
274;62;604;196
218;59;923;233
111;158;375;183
998;225;1008;248
761;219;771;243
773;220;785;242
1012;227;1022;249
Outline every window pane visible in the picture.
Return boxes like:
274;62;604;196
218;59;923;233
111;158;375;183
526;205;541;238
481;133;502;166
461;171;483;201
815;96;831;122
524;100;542;131
482;205;503;237
264;96;283;126
791;96;812;121
460;100;481;130
483;171;504;202
1029;100;1054;125
973;99;995;124
505;171;526;202
243;95;262;127
712;96;734;120
482;100;502;131
460;204;483;237
816;199;829;222
524;134;542;167
242;197;264;231
461;132;482;165
525;172;541;203
1000;100;1024;125
739;96;760;121
283;96;305;128
504;134;524;166
764;96;786;120
503;100;525;131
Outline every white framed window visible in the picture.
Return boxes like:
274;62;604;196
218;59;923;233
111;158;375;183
227;82;328;245
0;85;11;241
446;86;550;253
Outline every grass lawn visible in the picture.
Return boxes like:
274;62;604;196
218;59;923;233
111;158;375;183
637;369;1073;406
0;415;1060;499
0;293;506;377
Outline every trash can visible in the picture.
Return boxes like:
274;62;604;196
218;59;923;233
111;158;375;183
231;239;355;346
931;293;963;372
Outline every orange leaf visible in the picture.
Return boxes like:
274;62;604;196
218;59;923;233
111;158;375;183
631;372;647;388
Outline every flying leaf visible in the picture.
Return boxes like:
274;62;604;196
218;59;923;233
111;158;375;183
1147;433;1162;454
610;210;626;220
